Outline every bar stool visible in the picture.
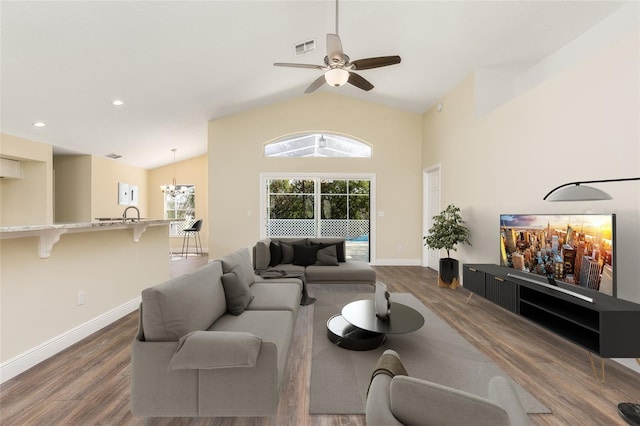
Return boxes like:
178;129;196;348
181;219;203;257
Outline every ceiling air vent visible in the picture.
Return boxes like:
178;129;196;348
105;153;122;159
294;39;315;56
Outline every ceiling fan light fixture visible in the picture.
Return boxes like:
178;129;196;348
324;68;349;87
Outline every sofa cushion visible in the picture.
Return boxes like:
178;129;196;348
169;330;262;370
222;271;254;315
269;241;282;266
293;244;321;266
141;260;227;342
221;247;256;287
208;310;294;380
254;238;271;270
247;282;301;312
316;244;339;266
305;260;376;284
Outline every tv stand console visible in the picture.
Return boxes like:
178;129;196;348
463;264;640;381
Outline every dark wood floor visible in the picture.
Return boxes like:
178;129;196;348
1;257;639;425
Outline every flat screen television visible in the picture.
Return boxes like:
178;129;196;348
500;214;616;296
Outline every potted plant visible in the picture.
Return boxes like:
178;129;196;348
423;204;471;288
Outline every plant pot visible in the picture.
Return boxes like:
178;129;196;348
438;258;460;289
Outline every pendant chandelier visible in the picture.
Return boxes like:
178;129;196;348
160;148;188;197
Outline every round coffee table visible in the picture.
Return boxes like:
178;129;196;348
327;299;425;351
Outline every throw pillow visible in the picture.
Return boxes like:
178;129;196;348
312;241;347;262
279;239;306;264
293;244;321;266
269;241;282;266
221;271;254;315
254;239;271;270
169;330;262;370
316;244;339;266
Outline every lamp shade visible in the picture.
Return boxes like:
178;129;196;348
324;68;349;87
545;184;612;201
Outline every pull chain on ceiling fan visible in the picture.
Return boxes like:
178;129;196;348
274;0;401;93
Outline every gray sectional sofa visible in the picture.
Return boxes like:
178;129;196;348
253;237;376;285
131;247;302;418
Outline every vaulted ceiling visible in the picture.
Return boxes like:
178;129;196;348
0;1;626;169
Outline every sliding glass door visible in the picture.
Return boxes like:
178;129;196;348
263;175;373;261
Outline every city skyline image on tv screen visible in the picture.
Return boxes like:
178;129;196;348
500;214;615;296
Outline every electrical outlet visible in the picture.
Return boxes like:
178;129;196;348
77;291;85;306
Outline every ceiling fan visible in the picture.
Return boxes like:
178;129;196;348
273;0;401;93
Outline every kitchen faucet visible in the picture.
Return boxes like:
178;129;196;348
122;206;140;223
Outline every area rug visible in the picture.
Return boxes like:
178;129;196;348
309;292;551;415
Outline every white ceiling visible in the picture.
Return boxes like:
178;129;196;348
0;1;626;169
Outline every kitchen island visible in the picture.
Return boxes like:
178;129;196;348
0;220;171;382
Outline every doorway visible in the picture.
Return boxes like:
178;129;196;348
261;173;375;262
422;165;441;269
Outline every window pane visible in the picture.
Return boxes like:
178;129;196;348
164;184;195;235
321;179;347;194
349;180;370;194
270;194;314;219
321;195;347;219
265;133;371;158
349;195;370;219
269;179;314;194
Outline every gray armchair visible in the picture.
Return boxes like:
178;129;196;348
365;350;531;426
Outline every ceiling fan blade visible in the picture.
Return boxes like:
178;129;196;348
326;33;344;63
347;72;374;91
274;62;324;70
305;75;326;93
351;55;401;70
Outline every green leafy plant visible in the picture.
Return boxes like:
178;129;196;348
423;204;471;258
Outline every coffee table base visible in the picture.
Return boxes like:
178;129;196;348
327;314;385;351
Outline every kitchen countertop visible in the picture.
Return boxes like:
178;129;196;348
0;219;172;258
0;219;170;233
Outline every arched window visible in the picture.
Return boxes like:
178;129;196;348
264;133;371;158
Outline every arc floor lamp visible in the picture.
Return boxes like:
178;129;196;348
543;176;640;423
543;177;640;201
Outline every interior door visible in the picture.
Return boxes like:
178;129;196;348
423;166;440;269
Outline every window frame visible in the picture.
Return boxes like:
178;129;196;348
264;132;372;158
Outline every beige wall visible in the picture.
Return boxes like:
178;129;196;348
208;92;422;261
0;133;53;226
0;225;169;362
52;155;150;223
422;31;640;303
54;155;92;223
90;156;149;220
149;154;209;253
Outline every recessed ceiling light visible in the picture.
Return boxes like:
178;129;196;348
112;100;124;106
33;122;46;127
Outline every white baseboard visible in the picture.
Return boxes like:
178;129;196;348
612;358;640;375
372;258;422;266
0;296;141;384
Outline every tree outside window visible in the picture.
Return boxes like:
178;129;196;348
164;185;195;236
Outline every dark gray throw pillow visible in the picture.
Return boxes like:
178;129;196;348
221;271;253;315
269;241;282;266
279;239;306;264
316;244;339;266
293;244;321;266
